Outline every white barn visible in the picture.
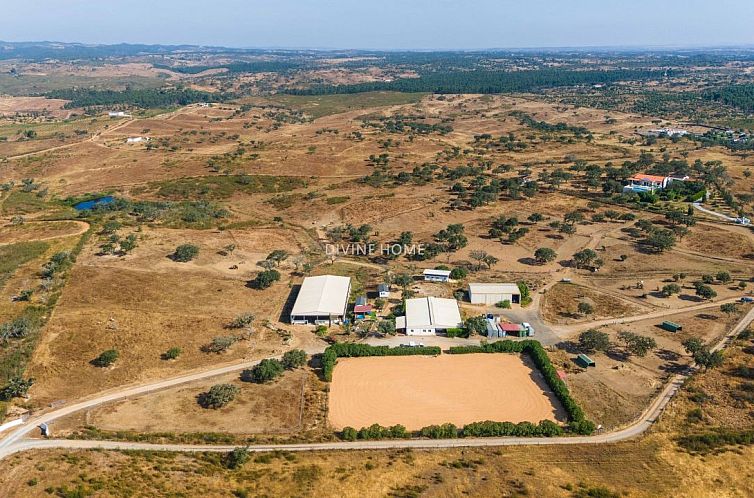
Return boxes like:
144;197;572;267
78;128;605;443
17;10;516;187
397;296;463;336
290;275;351;326
468;283;521;305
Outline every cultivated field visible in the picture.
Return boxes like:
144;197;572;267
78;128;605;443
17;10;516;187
328;354;565;429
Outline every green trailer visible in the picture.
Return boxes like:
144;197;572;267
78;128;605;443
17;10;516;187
576;354;596;368
660;321;682;333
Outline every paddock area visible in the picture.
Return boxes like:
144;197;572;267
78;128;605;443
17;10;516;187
328;353;566;430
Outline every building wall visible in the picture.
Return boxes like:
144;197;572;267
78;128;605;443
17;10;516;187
407;327;436;336
469;292;516;305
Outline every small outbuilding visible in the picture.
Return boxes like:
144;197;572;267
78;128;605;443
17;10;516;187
500;323;524;336
354;304;374;321
660;321;683;333
377;283;390;298
423;269;451;283
468;283;521;305
576;354;596;368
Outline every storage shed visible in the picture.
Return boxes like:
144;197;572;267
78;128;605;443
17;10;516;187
468;283;521;305
423;269;451;283
576;354;596;368
660;321;682;332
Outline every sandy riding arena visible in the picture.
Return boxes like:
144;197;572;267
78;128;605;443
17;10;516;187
328;354;565;430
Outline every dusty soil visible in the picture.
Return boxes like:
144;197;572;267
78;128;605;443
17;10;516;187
0;96;70;117
541;282;646;324
83;369;312;434
0;220;88;244
328;353;565;429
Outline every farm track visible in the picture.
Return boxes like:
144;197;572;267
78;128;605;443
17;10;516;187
0;220;90;246
6;118;136;161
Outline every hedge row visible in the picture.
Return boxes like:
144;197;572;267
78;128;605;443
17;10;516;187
339;419;563;441
321;343;441;381
340;423;409;441
449;340;595;435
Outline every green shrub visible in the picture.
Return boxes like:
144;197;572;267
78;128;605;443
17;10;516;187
91;349;119;367
281;349;308;369
340;426;358;441
251;269;280;289
172;243;199;262
202;335;238;353
242;358;284;383
198;384;239;409
225;447;250;469
0;377;34;401
495;300;511;309
162;347;182;360
445;327;469;338
449;267;468;279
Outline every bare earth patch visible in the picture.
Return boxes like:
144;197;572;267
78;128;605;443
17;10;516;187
328;354;565;430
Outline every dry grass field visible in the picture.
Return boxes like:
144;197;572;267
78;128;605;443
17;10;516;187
328;354;565;429
78;368;325;436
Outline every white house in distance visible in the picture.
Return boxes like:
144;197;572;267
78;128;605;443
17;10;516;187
126;136;149;144
423;269;451;283
623;174;670;193
468;283;521;305
289;275;351;326
108;111;131;118
396;296;463;335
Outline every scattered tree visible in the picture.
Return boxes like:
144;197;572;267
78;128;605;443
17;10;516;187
577;302;594;316
534;247;557;264
617;331;657;358
198;384;239;409
578;329;611;353
251;269;280;289
242;358;284;383
281;349;308;369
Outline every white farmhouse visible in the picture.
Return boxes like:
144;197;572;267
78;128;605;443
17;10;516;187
396;296;462;336
468;283;521;305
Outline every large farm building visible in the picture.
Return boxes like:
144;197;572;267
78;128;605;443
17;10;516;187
396;296;463;335
468;283;521;305
289;275;351;325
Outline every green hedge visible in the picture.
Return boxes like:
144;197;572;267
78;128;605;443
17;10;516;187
343;420;564;440
420;423;458;439
340;423;409;441
321;343;441;381
463;419;563;437
688;190;706;203
449;340;594;434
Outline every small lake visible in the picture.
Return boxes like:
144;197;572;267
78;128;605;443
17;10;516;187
73;196;115;211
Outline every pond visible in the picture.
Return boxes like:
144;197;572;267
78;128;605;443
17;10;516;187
73;196;115;211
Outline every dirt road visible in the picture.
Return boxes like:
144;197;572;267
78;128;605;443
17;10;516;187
0;307;751;460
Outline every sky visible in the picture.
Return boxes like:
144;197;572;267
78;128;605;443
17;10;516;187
4;0;754;50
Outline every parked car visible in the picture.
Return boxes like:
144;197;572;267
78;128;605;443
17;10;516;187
741;296;754;303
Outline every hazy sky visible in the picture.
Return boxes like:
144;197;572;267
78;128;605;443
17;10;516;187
4;0;754;49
